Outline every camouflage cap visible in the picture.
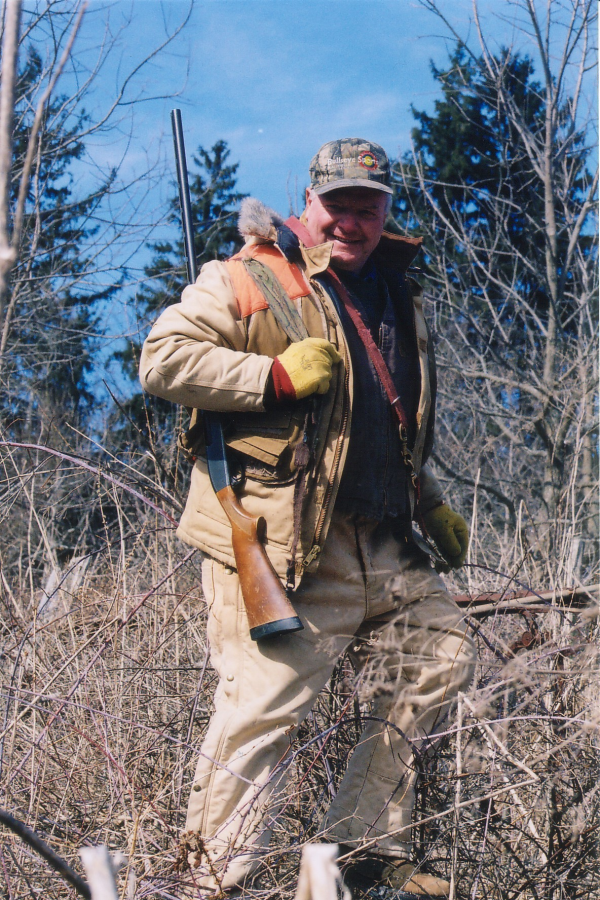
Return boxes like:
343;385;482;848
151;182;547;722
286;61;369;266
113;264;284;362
309;137;392;195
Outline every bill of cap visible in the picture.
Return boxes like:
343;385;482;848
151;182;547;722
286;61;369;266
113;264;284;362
313;178;393;196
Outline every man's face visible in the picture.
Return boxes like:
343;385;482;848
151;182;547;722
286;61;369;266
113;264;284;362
304;187;388;273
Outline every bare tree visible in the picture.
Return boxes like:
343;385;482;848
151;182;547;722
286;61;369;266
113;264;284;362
0;5;596;900
0;0;23;313
387;4;599;898
393;0;598;589
0;0;190;605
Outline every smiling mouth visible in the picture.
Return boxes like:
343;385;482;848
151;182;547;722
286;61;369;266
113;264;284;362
331;236;361;245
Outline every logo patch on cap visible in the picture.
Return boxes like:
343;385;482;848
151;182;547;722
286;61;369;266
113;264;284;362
358;151;378;170
309;138;392;195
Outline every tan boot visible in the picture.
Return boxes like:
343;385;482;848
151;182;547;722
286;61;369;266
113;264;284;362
381;860;450;897
193;852;260;895
340;849;449;899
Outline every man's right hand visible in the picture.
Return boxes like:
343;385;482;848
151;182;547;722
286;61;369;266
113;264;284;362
270;338;342;401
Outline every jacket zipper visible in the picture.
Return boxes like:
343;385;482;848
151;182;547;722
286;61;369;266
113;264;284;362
302;342;351;568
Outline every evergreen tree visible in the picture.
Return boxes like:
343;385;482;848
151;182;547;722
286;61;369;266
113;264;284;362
393;45;592;330
139;139;246;319
1;48;118;441
392;43;597;579
0;46;124;572
112;141;247;468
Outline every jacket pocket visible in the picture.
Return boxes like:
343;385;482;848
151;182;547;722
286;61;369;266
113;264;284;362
227;406;306;482
177;412;205;463
178;406;307;483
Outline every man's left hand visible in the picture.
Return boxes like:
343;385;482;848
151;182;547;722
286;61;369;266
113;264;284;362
422;504;469;568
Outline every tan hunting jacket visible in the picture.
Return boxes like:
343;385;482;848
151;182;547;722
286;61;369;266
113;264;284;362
139;199;444;586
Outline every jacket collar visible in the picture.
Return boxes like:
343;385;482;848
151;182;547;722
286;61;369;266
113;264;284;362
300;241;332;277
295;210;423;274
298;231;423;276
237;198;422;276
374;231;423;271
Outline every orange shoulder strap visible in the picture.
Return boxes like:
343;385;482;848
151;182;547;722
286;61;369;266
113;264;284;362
226;243;311;319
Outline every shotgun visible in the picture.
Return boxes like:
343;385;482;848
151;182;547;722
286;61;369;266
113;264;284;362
170;109;303;641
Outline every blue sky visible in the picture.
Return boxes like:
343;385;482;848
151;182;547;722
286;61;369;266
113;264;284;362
27;0;595;397
73;0;525;216
28;0;598;258
162;0;452;212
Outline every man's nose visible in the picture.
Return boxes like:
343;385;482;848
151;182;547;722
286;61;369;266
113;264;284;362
336;212;362;233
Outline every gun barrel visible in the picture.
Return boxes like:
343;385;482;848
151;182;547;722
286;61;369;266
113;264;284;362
170;109;198;284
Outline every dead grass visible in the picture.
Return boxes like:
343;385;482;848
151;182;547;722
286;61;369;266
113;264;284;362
0;453;598;900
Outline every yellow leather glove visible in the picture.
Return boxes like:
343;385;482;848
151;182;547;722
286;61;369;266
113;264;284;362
272;338;342;400
422;504;469;568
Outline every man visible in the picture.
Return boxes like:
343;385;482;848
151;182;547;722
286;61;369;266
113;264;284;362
140;138;475;897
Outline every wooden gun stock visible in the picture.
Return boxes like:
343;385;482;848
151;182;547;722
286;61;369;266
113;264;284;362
216;485;303;640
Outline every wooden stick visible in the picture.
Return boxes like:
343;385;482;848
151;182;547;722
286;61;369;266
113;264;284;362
295;844;350;900
0;807;90;898
454;584;598;615
79;847;127;900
